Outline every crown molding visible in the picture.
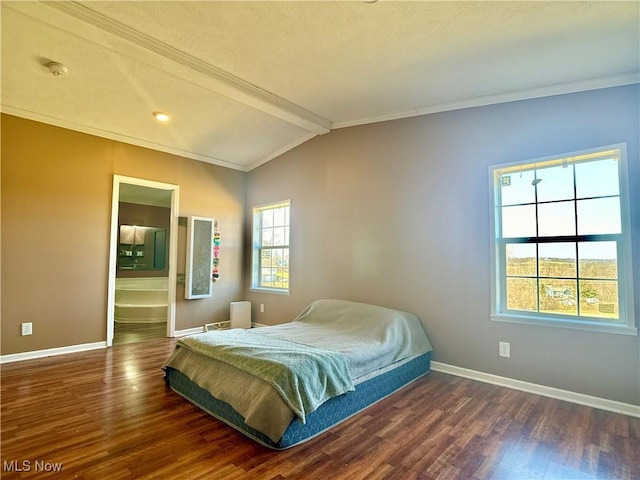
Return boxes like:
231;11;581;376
8;2;638;170
42;1;331;135
1;104;251;172
248;132;318;171
333;72;640;129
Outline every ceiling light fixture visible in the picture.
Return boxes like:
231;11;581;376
153;111;171;122
47;61;68;77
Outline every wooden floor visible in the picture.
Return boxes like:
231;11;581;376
1;338;638;480
113;322;167;345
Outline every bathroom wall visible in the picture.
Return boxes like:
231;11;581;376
117;202;171;278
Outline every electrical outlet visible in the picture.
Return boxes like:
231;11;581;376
21;322;33;336
499;341;510;358
260;304;265;313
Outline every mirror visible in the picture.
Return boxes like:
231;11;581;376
118;225;166;270
186;216;215;299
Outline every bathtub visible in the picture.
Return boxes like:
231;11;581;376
115;277;168;324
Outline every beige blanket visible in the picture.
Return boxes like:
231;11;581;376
165;347;294;442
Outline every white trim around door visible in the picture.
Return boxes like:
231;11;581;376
107;175;180;346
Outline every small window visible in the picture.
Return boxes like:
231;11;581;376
489;145;636;334
251;200;290;293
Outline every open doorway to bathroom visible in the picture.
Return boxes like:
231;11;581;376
107;176;179;346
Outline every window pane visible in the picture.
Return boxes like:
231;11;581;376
273;226;286;246
578;241;617;279
274;207;287;227
575;159;619;198
539;243;576;278
506;277;538;311
579;280;618;320
281;247;290;265
506;243;536;276
261;227;273;246
536;164;574;202
540;279;577;315
262;209;274;228
501;171;535;206
274;275;288;289
577;197;621;235
271;248;289;289
502;205;536;238
538;201;575;236
260;249;273;268
261;267;276;286
261;247;289;288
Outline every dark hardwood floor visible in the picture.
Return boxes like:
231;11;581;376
1;338;638;479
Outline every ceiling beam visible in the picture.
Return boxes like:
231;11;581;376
43;1;332;135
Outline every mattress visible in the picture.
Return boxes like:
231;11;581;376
165;351;431;449
163;299;433;448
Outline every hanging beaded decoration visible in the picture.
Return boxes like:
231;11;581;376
212;220;221;281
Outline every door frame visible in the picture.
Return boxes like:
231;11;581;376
106;175;180;346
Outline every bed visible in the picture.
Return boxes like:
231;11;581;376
163;299;433;449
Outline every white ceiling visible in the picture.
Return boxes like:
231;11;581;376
2;1;638;172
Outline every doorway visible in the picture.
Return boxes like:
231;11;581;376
107;176;179;346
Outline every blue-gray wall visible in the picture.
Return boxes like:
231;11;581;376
246;85;640;405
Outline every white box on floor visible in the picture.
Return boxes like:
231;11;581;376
230;301;251;329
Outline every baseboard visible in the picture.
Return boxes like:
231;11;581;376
177;324;267;336
174;327;205;337
0;342;107;364
178;324;266;335
7;339;634;418
430;361;640;418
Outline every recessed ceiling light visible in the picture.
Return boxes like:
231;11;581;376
153;111;170;122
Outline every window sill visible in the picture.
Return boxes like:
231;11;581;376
249;287;290;296
491;313;637;336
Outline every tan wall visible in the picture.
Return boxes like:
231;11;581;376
1;114;246;355
245;86;640;405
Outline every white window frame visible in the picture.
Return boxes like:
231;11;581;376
489;144;636;335
250;200;291;294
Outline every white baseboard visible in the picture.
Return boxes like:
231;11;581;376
0;342;107;364
430;361;640;418
174;327;205;337
177;324;266;335
0;327;204;363
6;339;635;418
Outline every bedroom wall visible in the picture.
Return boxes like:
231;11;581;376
1;114;246;355
245;85;640;406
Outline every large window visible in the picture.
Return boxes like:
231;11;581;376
251;200;290;293
489;145;635;334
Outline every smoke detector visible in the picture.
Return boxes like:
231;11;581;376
47;62;68;77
